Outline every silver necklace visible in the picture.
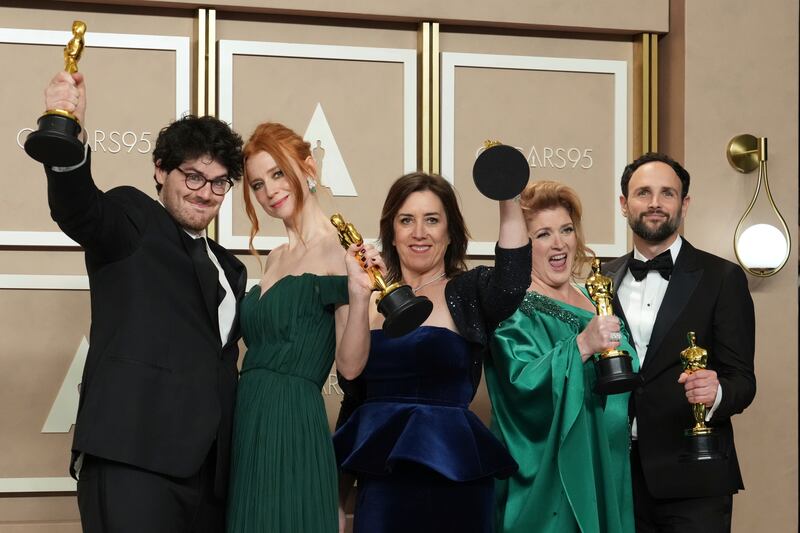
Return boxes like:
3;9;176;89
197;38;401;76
412;271;446;293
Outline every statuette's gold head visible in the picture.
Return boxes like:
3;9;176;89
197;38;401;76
64;20;87;74
483;140;502;149
585;258;614;317
330;213;392;293
330;213;363;250
680;331;708;374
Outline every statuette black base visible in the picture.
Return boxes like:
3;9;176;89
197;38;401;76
472;144;530;200
378;285;434;338
680;430;725;462
24;113;84;167
593;354;641;395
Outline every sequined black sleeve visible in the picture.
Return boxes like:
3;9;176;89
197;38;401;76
336;241;531;425
445;240;532;348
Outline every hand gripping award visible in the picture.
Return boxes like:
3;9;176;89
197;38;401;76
679;332;724;462
330;213;433;338
585;258;640;394
24;20;87;166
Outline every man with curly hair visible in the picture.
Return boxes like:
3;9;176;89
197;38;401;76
40;70;246;533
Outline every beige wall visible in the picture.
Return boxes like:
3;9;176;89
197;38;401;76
52;0;669;33
660;1;799;531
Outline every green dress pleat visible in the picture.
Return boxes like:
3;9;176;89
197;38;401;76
227;274;348;533
486;289;637;533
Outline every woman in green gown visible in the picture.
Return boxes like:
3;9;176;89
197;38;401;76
486;180;636;533
226;122;382;532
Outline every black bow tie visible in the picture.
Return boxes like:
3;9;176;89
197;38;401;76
628;250;673;281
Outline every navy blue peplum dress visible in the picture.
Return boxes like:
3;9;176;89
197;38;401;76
333;242;532;533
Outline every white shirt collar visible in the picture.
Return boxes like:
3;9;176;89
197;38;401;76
633;234;682;263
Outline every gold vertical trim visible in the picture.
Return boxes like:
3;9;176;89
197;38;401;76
649;33;658;152
418;22;431;173
204;9;218;240
643;34;650;153
207;9;217;118
431;22;440;175
196;9;206;116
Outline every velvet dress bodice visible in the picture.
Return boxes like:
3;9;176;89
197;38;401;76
333;326;517;482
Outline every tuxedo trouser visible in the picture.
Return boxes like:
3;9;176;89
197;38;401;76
77;449;224;533
631;442;732;533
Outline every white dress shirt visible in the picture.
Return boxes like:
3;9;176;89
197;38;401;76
617;236;722;438
184;229;236;346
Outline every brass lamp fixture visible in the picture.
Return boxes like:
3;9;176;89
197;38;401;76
726;134;791;277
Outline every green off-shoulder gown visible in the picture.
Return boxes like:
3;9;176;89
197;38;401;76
486;289;636;533
227;274;348;533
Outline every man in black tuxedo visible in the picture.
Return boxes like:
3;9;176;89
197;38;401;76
41;71;246;532
603;153;755;533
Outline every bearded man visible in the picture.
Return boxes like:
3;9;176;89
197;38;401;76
603;153;755;533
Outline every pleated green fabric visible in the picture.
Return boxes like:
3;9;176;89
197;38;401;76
227;274;348;533
486;289;636;533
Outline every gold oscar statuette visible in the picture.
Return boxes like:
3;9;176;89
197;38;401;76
330;213;432;338
585;258;640;395
679;332;724;462
24;20;88;167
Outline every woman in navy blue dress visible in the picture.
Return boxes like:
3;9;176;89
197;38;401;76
334;172;530;533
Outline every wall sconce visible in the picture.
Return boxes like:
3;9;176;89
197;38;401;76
726;134;792;277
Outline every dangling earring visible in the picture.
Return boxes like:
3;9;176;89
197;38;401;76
306;176;317;193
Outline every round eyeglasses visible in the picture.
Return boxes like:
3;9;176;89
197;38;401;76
175;167;233;195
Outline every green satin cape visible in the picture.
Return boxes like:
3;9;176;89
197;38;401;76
486;289;636;533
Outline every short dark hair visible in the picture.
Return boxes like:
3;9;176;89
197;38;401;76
620;152;691;198
152;115;244;193
379;172;470;282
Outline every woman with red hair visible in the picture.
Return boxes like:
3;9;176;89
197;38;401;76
487;180;635;533
227;122;382;532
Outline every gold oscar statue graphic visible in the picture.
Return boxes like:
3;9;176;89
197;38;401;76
25;20;88;166
679;332;724;462
585;258;641;394
330;213;433;338
472;140;530;200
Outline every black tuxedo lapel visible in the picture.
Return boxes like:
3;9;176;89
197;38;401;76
602;253;633;331
208;237;246;349
641;241;702;374
180;230;221;335
208;238;246;300
223;267;246;349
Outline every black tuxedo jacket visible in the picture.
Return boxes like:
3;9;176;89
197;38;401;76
46;151;246;497
603;239;755;499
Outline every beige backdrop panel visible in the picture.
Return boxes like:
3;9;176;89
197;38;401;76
441;29;634;252
3;45;176;232
0;290;89;478
0;251;87;276
53;0;670;34
451;67;616;245
666;1;798;531
217;15;418;251
229;55;405;244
